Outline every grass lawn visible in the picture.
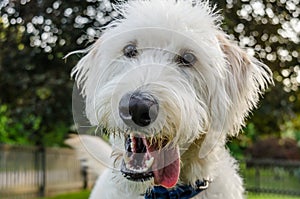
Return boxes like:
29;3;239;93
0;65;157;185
248;193;300;199
41;190;90;199
41;191;300;199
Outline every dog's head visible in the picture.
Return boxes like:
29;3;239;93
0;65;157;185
71;0;273;188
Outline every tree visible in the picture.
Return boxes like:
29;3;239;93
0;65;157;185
0;0;117;146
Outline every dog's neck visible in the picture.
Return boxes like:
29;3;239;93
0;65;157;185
180;136;212;185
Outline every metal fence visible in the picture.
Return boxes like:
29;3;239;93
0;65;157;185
1;145;300;198
0;144;97;199
241;159;300;196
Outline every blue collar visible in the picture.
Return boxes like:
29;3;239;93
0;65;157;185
144;179;210;199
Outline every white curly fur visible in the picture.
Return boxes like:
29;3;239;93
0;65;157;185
68;0;273;198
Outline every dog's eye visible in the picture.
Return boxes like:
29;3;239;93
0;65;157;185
177;52;197;67
123;44;138;58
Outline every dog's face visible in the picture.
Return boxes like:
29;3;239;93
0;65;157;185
72;0;273;188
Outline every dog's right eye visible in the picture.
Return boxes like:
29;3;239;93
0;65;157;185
176;52;197;67
123;44;138;58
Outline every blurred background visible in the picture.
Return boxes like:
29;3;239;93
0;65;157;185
0;0;299;198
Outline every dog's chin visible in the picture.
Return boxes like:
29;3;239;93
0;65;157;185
120;133;180;188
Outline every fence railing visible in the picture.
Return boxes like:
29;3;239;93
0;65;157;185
1;145;300;198
241;158;300;196
0;144;97;199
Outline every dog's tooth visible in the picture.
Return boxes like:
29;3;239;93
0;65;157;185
130;140;135;152
140;167;147;173
145;157;154;168
131;142;135;150
130;133;134;139
129;167;148;173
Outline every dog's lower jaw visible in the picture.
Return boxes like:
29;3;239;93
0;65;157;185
89;145;245;199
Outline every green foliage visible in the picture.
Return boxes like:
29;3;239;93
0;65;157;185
217;0;299;135
227;123;258;158
0;103;68;146
281;115;300;145
0;104;41;145
0;105;11;143
43;122;70;147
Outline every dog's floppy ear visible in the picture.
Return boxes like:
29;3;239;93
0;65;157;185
217;33;273;136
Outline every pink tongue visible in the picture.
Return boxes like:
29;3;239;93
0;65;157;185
150;145;180;188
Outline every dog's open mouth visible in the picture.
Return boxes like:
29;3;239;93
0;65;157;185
121;133;180;188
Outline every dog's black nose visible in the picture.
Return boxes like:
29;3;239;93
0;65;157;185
119;92;159;127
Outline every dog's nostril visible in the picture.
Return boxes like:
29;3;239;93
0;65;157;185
129;94;159;127
119;92;159;127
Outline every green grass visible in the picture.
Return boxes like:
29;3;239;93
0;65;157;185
41;190;90;199
41;190;300;199
248;193;300;199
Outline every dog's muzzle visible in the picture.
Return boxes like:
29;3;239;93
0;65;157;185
118;92;181;187
119;92;159;127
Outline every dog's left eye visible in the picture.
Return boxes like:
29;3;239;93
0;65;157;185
123;44;138;58
177;52;197;67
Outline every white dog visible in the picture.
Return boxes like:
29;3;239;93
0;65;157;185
67;0;273;198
